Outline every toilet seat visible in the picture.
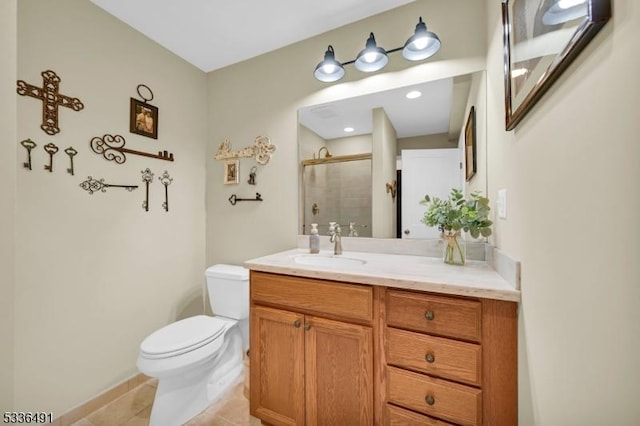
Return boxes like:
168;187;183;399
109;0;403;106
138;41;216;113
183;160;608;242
140;315;227;359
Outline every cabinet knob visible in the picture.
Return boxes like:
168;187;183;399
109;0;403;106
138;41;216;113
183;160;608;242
304;323;311;331
425;395;435;406
294;320;301;328
424;311;435;321
404;229;410;235
425;353;435;363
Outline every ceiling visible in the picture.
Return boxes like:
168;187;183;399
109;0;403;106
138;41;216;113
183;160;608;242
299;76;471;140
89;0;466;139
89;0;414;73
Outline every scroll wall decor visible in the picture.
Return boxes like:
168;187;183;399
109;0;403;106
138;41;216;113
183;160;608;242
214;136;276;165
90;134;174;164
16;70;84;135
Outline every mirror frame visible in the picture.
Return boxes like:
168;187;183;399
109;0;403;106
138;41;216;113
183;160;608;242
502;0;611;130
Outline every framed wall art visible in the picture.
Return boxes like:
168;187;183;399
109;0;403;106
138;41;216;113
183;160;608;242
502;0;611;130
223;160;239;185
464;106;476;182
130;98;158;139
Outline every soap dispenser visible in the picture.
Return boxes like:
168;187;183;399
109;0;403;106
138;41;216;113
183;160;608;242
309;223;320;254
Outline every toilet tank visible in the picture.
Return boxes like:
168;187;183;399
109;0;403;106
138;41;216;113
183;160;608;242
205;264;249;320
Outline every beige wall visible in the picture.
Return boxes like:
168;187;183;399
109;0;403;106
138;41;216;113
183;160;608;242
372;107;397;238
206;0;486;266
11;0;636;422
463;71;487;196
15;0;207;414
397;133;455;152
0;0;17;412
485;0;640;424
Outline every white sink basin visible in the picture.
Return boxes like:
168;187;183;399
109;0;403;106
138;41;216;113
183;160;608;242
292;254;367;267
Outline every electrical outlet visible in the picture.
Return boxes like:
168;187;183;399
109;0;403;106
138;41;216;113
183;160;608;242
497;189;507;219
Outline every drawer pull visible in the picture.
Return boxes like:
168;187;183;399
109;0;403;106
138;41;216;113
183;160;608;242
425;353;435;363
425;395;435;406
424;310;435;321
294;320;301;328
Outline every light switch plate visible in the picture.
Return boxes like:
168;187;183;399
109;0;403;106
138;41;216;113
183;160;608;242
497;189;507;219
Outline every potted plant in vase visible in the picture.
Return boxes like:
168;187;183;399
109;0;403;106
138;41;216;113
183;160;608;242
420;188;492;265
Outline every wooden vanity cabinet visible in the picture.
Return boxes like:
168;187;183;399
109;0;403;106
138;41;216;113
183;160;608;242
250;271;375;426
249;271;517;426
383;289;517;426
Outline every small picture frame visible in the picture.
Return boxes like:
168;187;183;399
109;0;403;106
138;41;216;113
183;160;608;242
464;106;476;182
223;160;239;185
130;98;158;139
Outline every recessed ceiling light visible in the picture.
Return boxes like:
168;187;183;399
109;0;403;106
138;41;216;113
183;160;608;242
344;127;355;133
406;90;422;99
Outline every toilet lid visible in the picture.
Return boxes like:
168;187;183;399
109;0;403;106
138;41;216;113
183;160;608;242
140;315;227;358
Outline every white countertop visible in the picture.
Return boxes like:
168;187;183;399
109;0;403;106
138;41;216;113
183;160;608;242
244;248;521;302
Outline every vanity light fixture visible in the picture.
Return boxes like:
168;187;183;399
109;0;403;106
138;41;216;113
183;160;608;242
344;127;355;133
314;17;441;83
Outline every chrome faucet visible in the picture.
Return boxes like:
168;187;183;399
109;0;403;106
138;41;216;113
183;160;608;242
329;223;343;255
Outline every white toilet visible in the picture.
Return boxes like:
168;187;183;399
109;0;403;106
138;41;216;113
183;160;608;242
137;264;249;426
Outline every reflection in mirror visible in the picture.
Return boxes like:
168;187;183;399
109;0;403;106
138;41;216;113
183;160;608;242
298;71;487;239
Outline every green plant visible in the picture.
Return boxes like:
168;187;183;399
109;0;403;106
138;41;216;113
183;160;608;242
420;188;492;239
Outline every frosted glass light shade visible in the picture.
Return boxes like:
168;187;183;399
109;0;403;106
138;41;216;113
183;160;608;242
402;17;441;61
314;45;345;82
354;33;388;73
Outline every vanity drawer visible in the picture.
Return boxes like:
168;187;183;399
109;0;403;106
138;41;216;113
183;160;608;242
386;404;456;425
386;290;481;342
387;366;481;426
387;327;481;386
250;271;373;323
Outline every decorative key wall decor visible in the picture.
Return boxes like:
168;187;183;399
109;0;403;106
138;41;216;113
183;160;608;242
43;143;59;172
228;193;263;206
19;139;78;175
248;166;258;185
90;134;174;164
214;136;276;165
158;171;173;212
141;168;154;211
16;70;84;135
79;176;138;194
20;139;37;170
64;147;78;175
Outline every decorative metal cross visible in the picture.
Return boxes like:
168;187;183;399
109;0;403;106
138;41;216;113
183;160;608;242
17;70;84;136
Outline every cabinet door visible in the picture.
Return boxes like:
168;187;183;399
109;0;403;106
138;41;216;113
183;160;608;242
305;315;373;426
251;306;305;426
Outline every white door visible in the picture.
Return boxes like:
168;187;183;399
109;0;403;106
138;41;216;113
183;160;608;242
401;149;461;239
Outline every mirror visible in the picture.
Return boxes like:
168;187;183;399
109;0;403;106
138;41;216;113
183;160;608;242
298;71;487;239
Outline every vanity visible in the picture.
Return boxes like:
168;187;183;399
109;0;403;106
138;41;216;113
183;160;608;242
245;248;520;426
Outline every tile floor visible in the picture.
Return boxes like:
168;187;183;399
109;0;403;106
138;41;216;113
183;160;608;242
71;378;262;426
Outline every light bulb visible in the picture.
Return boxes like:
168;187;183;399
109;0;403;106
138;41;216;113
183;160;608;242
364;52;378;63
322;63;336;74
412;36;430;50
